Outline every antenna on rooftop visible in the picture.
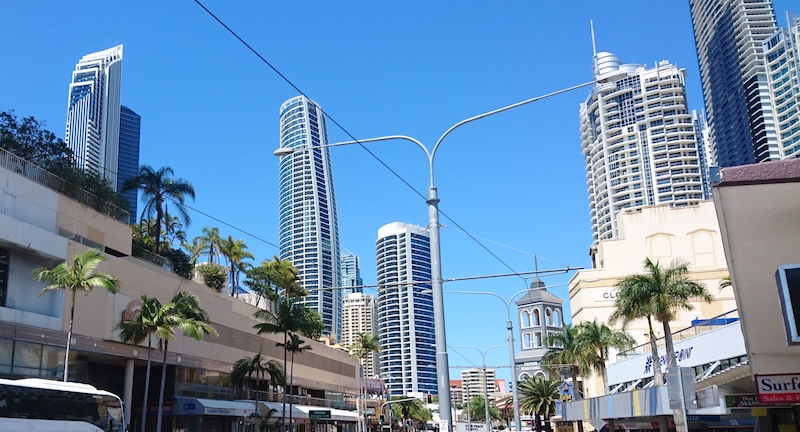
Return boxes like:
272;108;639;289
590;20;597;56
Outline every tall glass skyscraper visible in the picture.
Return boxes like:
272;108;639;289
689;0;780;167
340;251;363;295
762;13;800;159
118;106;140;224
277;95;342;338
376;222;437;396
580;52;711;243
65;45;123;186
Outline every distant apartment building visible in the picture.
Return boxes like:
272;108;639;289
376;222;436;396
341;292;379;378
762;12;800;159
65;45;123;186
277;95;342;338
340;251;363;295
460;368;497;401
117;106;140;224
580;52;710;243
689;0;781;167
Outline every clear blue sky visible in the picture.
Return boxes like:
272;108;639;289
2;1;794;385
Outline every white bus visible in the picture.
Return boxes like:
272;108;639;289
0;378;126;432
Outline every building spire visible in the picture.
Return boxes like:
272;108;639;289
590;20;597;56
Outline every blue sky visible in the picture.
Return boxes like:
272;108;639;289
2;1;794;385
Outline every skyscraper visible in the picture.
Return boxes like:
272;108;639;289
341;292;379;378
689;0;780;167
580;52;711;242
762;12;800;159
376;222;437;396
65;45;123;186
118;106;140;224
277;95;342;338
341;251;363;295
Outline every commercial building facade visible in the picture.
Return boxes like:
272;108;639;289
580;52;711;243
376;222;436;396
277;95;342;338
0;150;359;432
65;45;123;186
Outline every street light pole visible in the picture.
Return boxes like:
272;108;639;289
452;345;506;432
274;82;593;432
445;281;570;432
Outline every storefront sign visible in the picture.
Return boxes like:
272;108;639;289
592;290;618;302
756;374;800;404
309;410;331;419
725;394;761;408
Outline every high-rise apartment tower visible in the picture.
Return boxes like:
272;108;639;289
277;95;341;338
118;106;140;224
341;292;379;378
376;222;437;396
580;52;711;242
65;45;123;186
689;0;780;167
341;251;363;295
762;12;800;159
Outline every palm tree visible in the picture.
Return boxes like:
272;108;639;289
33;249;119;381
220;236;254;298
719;275;731;290
122;165;195;253
609;282;665;386
614;258;712;369
518;376;561;432
350;333;381;432
183;237;206;266
468;396;500;422
117;295;164;432
231;352;284;432
542;324;589;432
391;396;431;429
254;296;324;432
198;227;222;264
264;255;307;298
278;333;312;432
154;291;217;432
575;320;635;392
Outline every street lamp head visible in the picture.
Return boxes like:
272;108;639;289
273;147;296;157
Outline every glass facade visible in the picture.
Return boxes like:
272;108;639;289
117;106;140;224
376;222;437;396
277;96;342;338
340;252;363;295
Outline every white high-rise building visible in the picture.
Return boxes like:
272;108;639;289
340;251;363;295
580;53;711;243
763;12;800;159
342;293;379;378
277;95;341;338
65;45;123;186
376;222;437;396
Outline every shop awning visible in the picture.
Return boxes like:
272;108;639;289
174;398;260;417
293;405;360;422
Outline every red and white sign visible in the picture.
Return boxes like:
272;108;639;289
755;374;800;404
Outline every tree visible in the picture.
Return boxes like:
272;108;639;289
1;110;74;169
609;286;664;386
391;396;431;428
231;352;284;432
117;296;167;432
468;396;501;422
220;236;254;298
198;227;222;264
542;324;589;432
254;296;325;432
33;249;119;381
278;333;312;432
518;376;561;432
349;333;381;432
196;263;227;292
243;265;280;308
122;165;195;253
183;237;206;266
153;291;217;432
264;255;307;298
574;320;635;392
614;258;712;369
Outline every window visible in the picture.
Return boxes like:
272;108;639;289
553;310;561;327
521;311;531;328
534;332;543;348
777;265;800;344
523;333;532;349
545;308;553;326
533;309;541;326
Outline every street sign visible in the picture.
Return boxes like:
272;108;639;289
309;410;332;419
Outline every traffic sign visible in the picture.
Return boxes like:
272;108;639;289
309;410;331;419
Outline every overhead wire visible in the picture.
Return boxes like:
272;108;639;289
191;0;547;283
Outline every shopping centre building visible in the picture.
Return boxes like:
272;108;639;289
0;148;360;432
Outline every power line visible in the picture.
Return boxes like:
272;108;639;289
191;0;543;282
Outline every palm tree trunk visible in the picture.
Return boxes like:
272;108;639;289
289;352;295;432
600;363;609;394
154;198;163;253
255;373;261;432
281;332;288;432
141;335;153;432
156;340;169;432
662;321;677;367
647;317;664;385
63;290;76;382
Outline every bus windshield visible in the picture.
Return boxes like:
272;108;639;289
0;378;125;432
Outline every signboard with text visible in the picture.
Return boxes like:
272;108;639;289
755;374;800;404
725;394;761;408
309;410;332;419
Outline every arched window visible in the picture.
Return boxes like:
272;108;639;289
521;311;531;328
553;309;561;327
534;371;546;378
533;309;541;326
545;308;553;326
519;372;531;381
